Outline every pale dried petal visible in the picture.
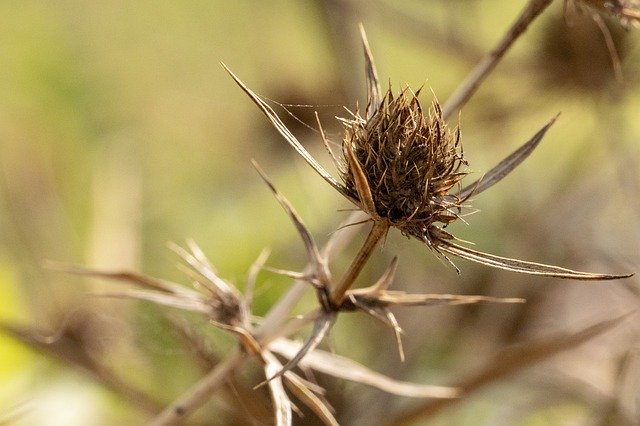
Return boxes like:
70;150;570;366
270;338;459;399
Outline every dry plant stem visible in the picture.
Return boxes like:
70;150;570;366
152;213;365;425
330;221;389;306
255;211;367;342
441;0;554;120
150;347;246;426
0;322;163;415
255;280;309;340
389;314;630;425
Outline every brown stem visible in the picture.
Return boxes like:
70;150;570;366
149;347;246;426
151;212;367;424
441;0;554;120
330;221;389;306
255;211;368;341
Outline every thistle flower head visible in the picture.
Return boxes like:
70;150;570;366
222;26;631;281
340;87;467;242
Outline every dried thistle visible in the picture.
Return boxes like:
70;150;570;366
339;88;468;246
223;26;632;289
22;14;634;424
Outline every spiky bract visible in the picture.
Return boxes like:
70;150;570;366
340;88;468;242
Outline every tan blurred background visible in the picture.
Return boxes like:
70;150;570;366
1;1;639;424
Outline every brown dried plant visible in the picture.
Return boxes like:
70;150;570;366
213;23;630;424
224;27;629;293
4;3;637;425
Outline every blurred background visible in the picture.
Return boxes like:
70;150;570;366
1;0;639;424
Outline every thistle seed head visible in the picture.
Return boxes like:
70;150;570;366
223;27;632;281
340;87;468;241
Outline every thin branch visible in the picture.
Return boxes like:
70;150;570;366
442;0;555;120
330;221;389;306
149;347;247;426
255;211;365;342
157;212;365;425
359;23;382;118
391;314;632;424
0;322;163;416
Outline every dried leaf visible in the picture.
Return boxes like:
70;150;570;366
284;372;338;426
347;257;524;307
222;63;353;201
262;313;336;385
383;308;405;362
169;241;239;300
359;24;382;118
343;141;377;217
459;115;558;199
252;160;329;286
270;338;460;399
262;351;293;426
47;262;193;297
91;289;211;313
370;292;525;307
435;238;633;280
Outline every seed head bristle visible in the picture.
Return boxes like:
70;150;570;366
340;87;468;241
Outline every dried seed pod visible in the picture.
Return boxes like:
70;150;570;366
224;27;632;281
340;88;468;244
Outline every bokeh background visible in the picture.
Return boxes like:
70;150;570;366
1;1;639;424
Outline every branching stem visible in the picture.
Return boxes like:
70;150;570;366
150;213;366;424
441;0;554;120
150;347;246;426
